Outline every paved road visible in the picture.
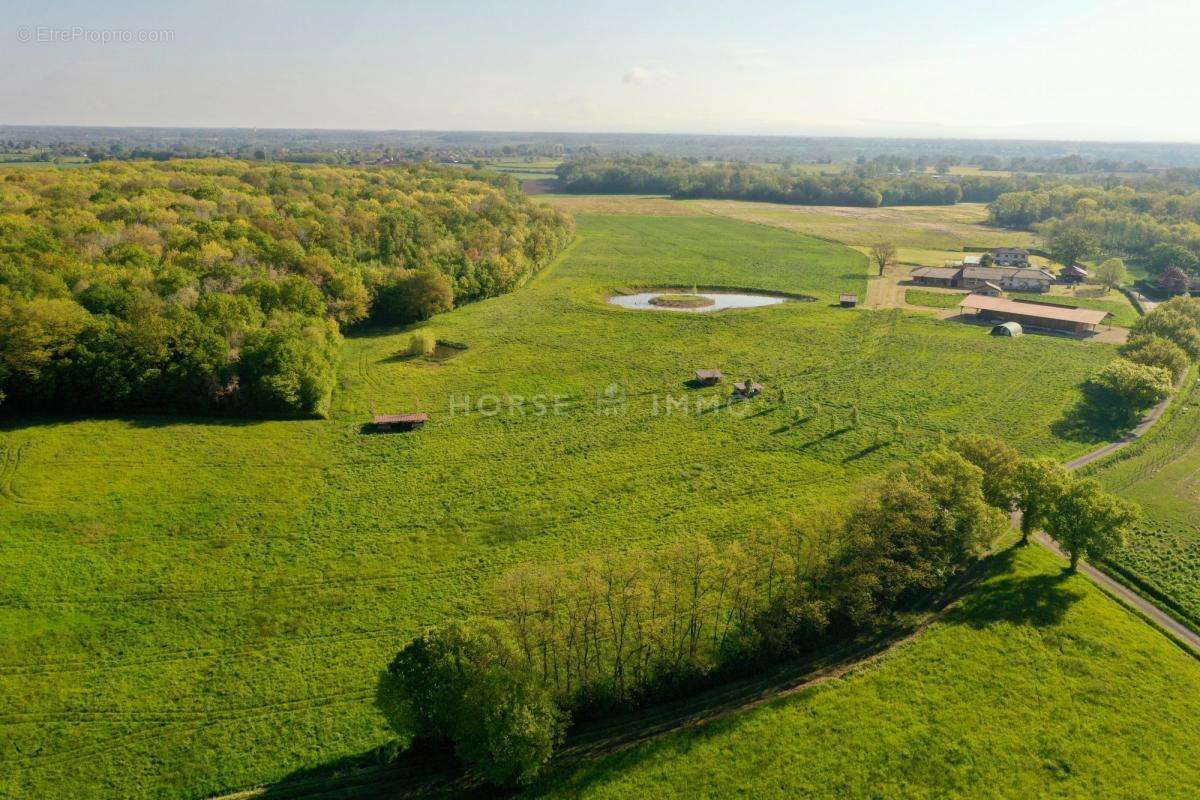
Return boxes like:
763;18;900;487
1035;384;1200;655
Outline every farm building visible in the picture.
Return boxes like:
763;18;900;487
372;412;428;432
839;294;858;307
991;321;1024;337
990;247;1031;267
960;266;1053;293
910;265;1051;292
695;369;723;386
910;266;962;288
978;281;1003;297
958;294;1110;335
1058;264;1089;283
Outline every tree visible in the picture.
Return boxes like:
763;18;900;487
1119;335;1190;381
1130;309;1200;359
1012;458;1070;545
1046;226;1095;269
1148;242;1199;277
944;433;1021;510
870;241;897;277
1083;358;1173;424
1044;478;1140;571
1159;266;1192;296
380;619;563;787
1094;258;1127;291
372;269;454;325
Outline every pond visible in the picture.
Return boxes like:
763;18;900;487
607;291;787;313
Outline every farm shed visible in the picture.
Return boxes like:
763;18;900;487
991;321;1024;337
1058;264;1089;283
958;294;1110;335
910;266;961;288
372;412;428;432
839;294;858;307
695;369;723;386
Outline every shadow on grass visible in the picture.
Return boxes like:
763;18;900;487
1049;398;1131;446
944;547;1083;630
0;412;281;433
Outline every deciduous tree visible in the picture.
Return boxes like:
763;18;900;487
1044;479;1140;571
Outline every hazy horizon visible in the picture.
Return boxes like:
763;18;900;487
4;0;1200;143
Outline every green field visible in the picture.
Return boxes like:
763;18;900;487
529;544;1200;799
1092;377;1200;627
0;213;1117;799
905;289;967;309
1010;290;1140;328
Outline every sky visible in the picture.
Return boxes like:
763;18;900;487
3;0;1200;142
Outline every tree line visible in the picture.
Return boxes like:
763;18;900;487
0;160;573;417
989;182;1200;290
378;438;1139;787
554;157;1034;208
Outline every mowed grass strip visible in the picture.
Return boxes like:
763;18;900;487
905;289;967;309
527;544;1200;799
0;213;1114;800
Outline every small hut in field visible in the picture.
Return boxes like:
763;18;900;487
372;412;429;432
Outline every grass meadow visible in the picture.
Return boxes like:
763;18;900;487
0;212;1118;799
905;289;967;309
527;544;1200;800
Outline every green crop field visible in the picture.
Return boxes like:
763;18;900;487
0;212;1117;799
905;289;967;309
528;544;1200;799
1092;378;1200;627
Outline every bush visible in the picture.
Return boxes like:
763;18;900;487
407;332;436;357
1120;335;1190;381
381;619;563;787
1083;358;1173;423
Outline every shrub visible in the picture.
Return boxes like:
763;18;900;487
407;332;436;357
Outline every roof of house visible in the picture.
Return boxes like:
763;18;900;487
1060;264;1090;276
983;281;1003;292
373;413;429;424
963;254;983;265
695;369;722;380
962;266;1053;281
958;294;1110;325
911;266;962;280
991;247;1030;255
839;293;858;302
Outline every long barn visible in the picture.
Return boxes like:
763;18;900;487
958;294;1110;335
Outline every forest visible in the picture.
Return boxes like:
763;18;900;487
0;160;573;417
554;156;1034;207
987;180;1200;280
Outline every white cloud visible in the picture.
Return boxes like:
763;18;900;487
622;66;672;86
